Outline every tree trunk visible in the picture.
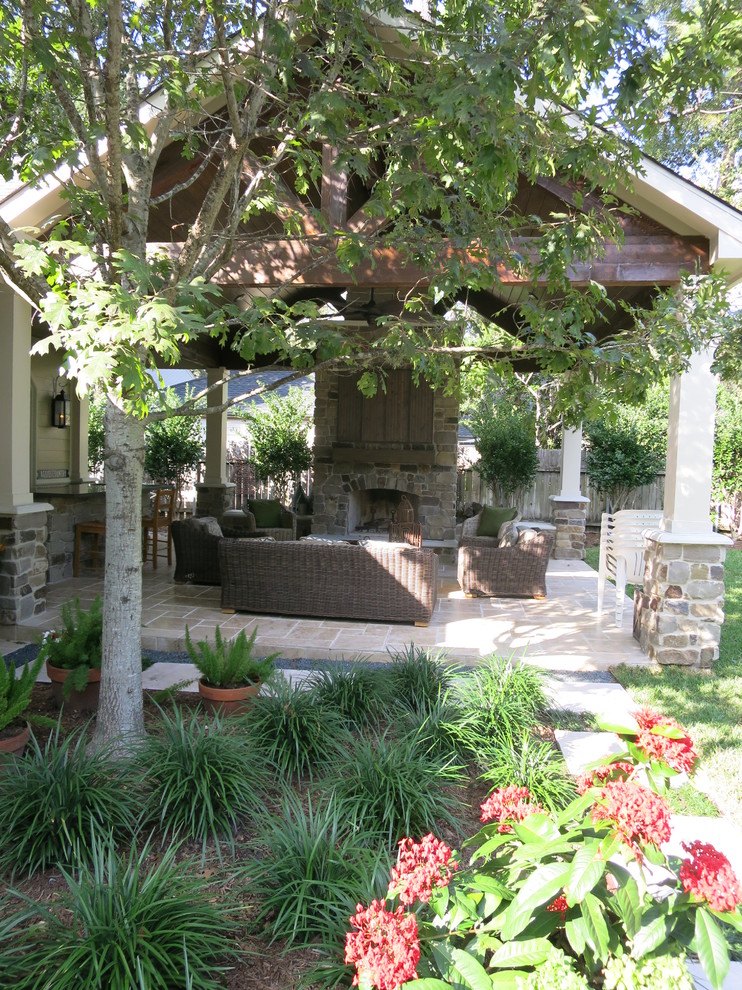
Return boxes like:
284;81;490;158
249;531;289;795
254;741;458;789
93;399;146;749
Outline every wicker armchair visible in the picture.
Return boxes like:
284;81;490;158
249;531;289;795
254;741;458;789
220;500;296;541
171;519;222;585
457;530;555;599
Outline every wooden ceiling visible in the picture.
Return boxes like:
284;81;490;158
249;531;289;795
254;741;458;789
146;132;709;371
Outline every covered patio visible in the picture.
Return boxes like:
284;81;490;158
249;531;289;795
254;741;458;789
9;555;650;672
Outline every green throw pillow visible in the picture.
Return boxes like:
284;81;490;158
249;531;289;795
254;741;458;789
249;499;283;528
477;505;517;537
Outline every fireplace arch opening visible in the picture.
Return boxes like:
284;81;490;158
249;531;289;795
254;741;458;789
348;489;420;536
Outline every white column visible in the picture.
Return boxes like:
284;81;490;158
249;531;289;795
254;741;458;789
558;424;584;499
69;389;90;484
661;348;716;536
0;284;35;511
203;367;228;486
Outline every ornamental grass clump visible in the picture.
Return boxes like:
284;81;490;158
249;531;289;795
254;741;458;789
456;652;548;754
136;705;264;863
478;729;577;813
309;662;387;728
243;675;348;781
3;834;236;990
246;788;391;946
341;709;742;990
326;729;466;847
385;643;458;716
0;726;138;877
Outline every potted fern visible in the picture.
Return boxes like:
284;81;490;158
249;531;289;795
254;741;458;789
38;596;103;711
0;650;46;757
185;626;278;715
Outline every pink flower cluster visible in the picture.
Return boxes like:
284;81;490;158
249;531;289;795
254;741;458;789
576;761;635;795
633;707;698;775
345;900;420;990
679;841;742;913
388;834;457;905
480;785;547;833
591;779;672;859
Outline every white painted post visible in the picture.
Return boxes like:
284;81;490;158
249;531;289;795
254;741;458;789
69;389;91;483
0;284;34;511
661;348;717;536
559;424;584;499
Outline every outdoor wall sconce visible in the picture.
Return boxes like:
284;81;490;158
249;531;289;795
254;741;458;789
52;388;70;428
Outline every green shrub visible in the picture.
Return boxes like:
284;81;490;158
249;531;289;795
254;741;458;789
456;653;548;753
241;387;311;504
243;676;348;781
478;731;577;813
310;662;387;728
0;726;138;877
185;624;278;687
585;417;664;511
386;644;457;717
246;788;391;945
467;405;539;503
5;835;236;990
326;730;466;846
137;706;264;862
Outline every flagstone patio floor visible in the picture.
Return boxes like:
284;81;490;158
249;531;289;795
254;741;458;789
7;556;651;671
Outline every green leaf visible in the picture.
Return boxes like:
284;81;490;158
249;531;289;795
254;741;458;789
695;907;730;990
631;910;672;959
580;892;610;962
566;842;606;905
450;948;493;990
594;717;638;735
511;813;561;843
500;862;571;940
613;876;642;938
565;915;588;955
405;981;452;990
490;938;552;969
490;973;528;988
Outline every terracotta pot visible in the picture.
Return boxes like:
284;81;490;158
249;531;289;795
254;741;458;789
46;662;101;712
197;678;260;716
0;721;30;759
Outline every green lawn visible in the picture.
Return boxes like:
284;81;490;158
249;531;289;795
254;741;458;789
606;548;742;828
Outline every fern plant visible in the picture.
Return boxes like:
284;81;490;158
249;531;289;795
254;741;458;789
185;625;278;688
37;596;103;698
0;652;45;733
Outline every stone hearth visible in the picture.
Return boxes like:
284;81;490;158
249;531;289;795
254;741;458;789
311;368;458;541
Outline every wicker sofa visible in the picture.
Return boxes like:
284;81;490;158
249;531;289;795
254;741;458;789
457;529;555;599
219;538;439;625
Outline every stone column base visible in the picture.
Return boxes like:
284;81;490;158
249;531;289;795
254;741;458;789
0;507;51;625
196;484;236;519
549;496;589;560
636;532;731;668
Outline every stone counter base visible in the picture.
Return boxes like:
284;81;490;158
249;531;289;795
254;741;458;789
634;536;727;668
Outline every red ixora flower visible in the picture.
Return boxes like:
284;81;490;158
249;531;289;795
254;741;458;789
546;893;569;919
480;785;547;833
591;779;672;859
388;834;458;906
345;900;420;990
576;761;635;795
679;840;742;913
632;706;698;775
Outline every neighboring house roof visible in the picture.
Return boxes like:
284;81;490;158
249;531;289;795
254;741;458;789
167;369;314;415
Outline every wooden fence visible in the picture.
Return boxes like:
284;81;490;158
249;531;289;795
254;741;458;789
458;449;666;526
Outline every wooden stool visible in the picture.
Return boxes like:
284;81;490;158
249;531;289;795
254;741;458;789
73;521;106;576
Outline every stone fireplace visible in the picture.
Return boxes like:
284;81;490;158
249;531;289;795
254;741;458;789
311;367;458;542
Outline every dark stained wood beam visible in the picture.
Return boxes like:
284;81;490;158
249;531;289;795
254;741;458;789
153;234;708;289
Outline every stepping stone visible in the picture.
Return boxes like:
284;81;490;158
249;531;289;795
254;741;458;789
545;675;638;722
554;730;625;778
688;960;742;990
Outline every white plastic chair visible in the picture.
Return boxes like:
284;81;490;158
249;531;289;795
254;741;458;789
597;510;663;626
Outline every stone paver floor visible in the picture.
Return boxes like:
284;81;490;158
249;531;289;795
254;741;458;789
7;556;651;670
